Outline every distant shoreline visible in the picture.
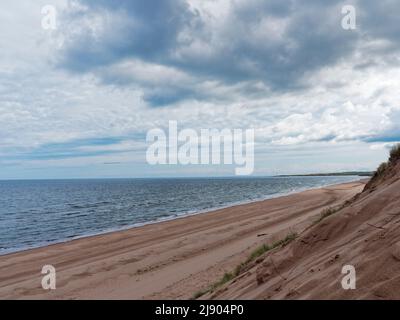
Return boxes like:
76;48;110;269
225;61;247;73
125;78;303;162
276;171;373;177
0;172;373;181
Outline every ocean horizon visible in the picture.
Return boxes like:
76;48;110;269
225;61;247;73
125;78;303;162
0;176;361;255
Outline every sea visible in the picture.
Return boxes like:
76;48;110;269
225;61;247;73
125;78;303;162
0;176;361;255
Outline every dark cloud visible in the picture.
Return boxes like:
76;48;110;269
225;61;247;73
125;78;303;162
57;0;400;105
358;0;400;44
60;0;196;71
155;0;359;90
143;87;200;107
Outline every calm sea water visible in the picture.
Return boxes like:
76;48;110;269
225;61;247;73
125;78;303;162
0;176;360;255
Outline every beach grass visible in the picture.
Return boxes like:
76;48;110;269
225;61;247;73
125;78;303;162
192;231;297;299
389;143;400;163
313;207;339;225
373;144;400;179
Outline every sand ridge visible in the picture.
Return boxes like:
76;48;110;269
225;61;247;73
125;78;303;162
210;161;400;299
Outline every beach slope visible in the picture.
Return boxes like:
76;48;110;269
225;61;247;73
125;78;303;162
209;156;400;299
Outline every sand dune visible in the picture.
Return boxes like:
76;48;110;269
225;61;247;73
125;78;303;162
209;159;400;300
0;181;364;299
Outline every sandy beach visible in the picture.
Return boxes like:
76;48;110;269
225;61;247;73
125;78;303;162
0;180;365;300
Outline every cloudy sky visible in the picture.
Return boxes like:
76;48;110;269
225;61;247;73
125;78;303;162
0;0;399;179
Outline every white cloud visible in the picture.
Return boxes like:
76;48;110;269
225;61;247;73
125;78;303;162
1;0;399;178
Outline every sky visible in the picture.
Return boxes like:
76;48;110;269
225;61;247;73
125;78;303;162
0;0;400;179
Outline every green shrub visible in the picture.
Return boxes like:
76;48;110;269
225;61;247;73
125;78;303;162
271;232;297;248
246;244;270;263
192;290;207;300
210;272;235;291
